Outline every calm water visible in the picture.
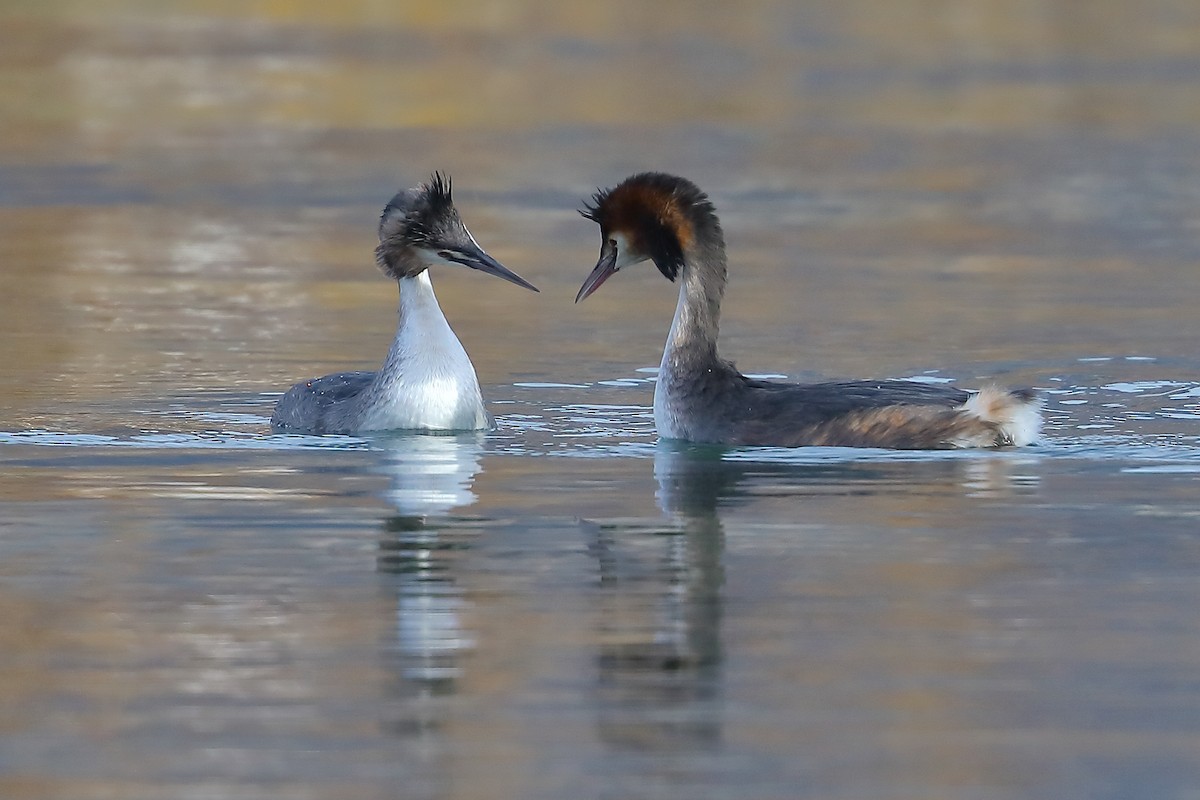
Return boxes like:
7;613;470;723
3;2;1200;798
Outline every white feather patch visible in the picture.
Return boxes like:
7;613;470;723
960;387;1042;447
359;272;490;431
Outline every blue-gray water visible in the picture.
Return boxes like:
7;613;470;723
3;2;1200;799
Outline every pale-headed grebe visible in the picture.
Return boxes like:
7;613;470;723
575;172;1041;449
272;174;537;434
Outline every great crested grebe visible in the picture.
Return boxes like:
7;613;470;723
575;172;1041;449
272;173;537;434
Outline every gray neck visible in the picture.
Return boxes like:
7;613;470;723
654;239;730;441
662;241;727;369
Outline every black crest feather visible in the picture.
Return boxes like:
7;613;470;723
399;171;455;246
426;171;453;214
579;188;608;224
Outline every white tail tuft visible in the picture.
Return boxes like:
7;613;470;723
962;387;1042;446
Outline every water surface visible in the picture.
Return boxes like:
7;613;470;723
3;2;1200;798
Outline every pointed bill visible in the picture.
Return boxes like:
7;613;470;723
437;241;538;292
575;240;619;303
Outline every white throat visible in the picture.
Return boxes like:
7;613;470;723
358;271;490;431
653;279;691;439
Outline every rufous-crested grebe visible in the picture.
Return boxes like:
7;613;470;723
575;172;1040;449
272;173;537;434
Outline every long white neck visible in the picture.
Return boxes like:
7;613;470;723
358;271;491;431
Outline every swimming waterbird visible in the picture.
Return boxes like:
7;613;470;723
273;174;537;434
575;172;1040;449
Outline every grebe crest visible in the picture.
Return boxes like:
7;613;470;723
271;173;537;435
577;172;723;300
575;172;1041;450
376;172;536;290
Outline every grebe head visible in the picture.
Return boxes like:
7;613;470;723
575;172;720;302
375;172;538;291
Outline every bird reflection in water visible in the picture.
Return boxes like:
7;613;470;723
373;433;483;749
588;442;1039;770
585;443;729;756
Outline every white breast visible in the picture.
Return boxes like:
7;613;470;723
359;272;491;431
652;280;691;440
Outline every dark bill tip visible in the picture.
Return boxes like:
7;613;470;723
439;247;539;292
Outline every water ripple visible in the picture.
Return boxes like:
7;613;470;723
1;378;1199;466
